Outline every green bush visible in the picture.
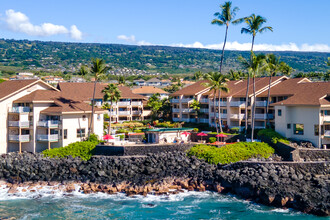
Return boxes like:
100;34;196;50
42;137;99;161
133;129;142;133
193;128;199;132
230;127;240;134
187;142;274;165
209;137;216;143
257;129;290;144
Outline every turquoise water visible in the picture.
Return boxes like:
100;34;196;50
0;191;323;220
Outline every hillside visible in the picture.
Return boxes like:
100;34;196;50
0;38;329;75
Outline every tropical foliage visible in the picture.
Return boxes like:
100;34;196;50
102;83;121;134
257;129;290;144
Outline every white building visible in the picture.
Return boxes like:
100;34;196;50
0;79;105;154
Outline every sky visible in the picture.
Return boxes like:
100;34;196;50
0;0;329;52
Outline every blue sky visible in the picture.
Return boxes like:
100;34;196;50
0;0;329;52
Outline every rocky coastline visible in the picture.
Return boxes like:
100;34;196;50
0;152;329;216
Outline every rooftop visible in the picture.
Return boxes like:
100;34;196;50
132;86;169;95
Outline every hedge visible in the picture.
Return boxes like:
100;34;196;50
257;129;290;144
187;142;274;165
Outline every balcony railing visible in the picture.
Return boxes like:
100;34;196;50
173;118;180;122
172;108;180;113
132;110;141;115
171;99;180;103
230;101;246;107
210;113;227;118
37;120;59;128
182;108;194;113
37;134;59;142
118;111;130;115
200;108;209;113
211;101;227;106
200;98;209;103
110;111;117;116
256;101;267;107
324;130;330;138
9;107;30;113
200;118;209;123
230;114;245;119
181;98;193;103
8;121;29;128
118;101;130;106
131;101;142;106
9;135;30;142
255;114;267;120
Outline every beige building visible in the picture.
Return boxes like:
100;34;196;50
0;80;105;154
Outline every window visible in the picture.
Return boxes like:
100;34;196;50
293;124;304;135
287;124;291;129
314;125;319;136
278;109;282;116
77;128;86;138
63;129;67;139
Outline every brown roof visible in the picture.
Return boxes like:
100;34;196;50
0;79;39;101
171;80;210;96
15;90;60;102
132;86;169;95
258;78;310;97
57;82;146;100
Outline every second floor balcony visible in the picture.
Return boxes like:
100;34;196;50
230;114;245;120
324;130;330;138
132;110;142;115
37;120;60;128
118;101;131;106
37;134;59;142
9;106;30;113
9;134;30;142
131;101;142;106
118;111;130;115
256;101;267;107
171;99;180;103
200;118;209;123
181;98;193;103
200;108;209;113
230;101;246;107
8;121;30;128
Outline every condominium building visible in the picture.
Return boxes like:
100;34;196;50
132;86;169;99
0;79;105;154
57;82;152;123
171;77;330;148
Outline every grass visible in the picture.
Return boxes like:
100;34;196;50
187;142;274;165
257;129;290;144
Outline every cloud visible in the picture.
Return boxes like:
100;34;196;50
170;41;330;52
117;34;151;46
4;9;82;40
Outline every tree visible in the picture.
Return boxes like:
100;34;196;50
147;93;163;121
241;14;273;137
280;62;294;76
193;71;204;81
164;84;180;93
203;72;229;138
212;1;244;73
228;69;245;80
118;75;126;85
102;83;121;135
78;65;89;79
240;53;267;141
88;58;109;137
160;98;172;121
190;99;201;122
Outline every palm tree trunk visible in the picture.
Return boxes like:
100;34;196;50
213;91;219;141
219;25;229;73
244;76;249;137
266;75;272;128
218;89;223;133
251;76;256;142
88;80;97;137
108;101;112;135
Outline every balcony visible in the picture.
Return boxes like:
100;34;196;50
182;108;194;113
9;135;30;142
173;118;180;122
200;118;209;123
171;99;180;103
110;111;117;116
210;113;227;118
37;134;59;142
9;106;30;113
255;114;267;120
118;101;130;106
324;131;330;138
118;111;130;115
181;98;193;103
230;114;245;120
322;115;330;124
172;108;180;113
132;110;141;115
200;98;209;103
200;108;209;113
256;101;267;107
8;121;30;128
211;101;227;106
131;101;142;106
37;120;59;128
230;101;246;107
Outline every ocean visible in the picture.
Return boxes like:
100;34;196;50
0;185;322;220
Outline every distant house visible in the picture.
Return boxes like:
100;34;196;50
43;76;65;84
146;78;161;87
10;72;39;81
70;77;86;83
133;79;146;86
132;86;169;99
161;79;172;87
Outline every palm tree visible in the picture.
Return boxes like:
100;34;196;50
241;14;273;137
228;69;245;80
239;53;266;141
264;54;282;127
193;71;203;81
88;58;109;137
102;83;121;135
212;1;244;73
203;72;229;137
190;99;201;122
118;75;126;85
78;65;89;79
280;62;294;76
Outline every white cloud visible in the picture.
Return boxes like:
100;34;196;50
4;9;83;40
170;41;330;52
117;34;151;46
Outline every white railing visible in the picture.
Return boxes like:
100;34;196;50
9;106;30;113
37;134;59;142
8;121;29;127
110;112;117;116
172;108;180;113
210;113;227;118
132;110;141;115
182;108;194;113
171;99;180;103
131;101;142;106
324;130;330;137
255;114;267;119
118;111;130;115
211;101;227;106
181;98;193;103
322;115;330;123
256;101;267;107
200;98;209;103
118;101;130;106
200;118;209;123
9;135;30;142
230;101;246;107
200;108;209;113
230;114;245;119
37;120;59;128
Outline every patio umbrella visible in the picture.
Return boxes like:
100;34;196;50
181;131;191;136
197;132;208;141
103;134;114;140
216;133;227;142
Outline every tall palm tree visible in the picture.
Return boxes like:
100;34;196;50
212;1;244;73
239;53;266;141
241;14;273;137
280;62;294;76
78;65;89;79
264;54;282;127
203;72;229;137
190;99;201;122
193;71;203;81
102;83;121;135
88;58;109;137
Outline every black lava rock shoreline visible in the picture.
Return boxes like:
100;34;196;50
0;152;329;216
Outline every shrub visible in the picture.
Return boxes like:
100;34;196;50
209;137;216;143
257;129;290;144
133;129;142;133
119;134;125;140
193;128;199;132
230;127;240;134
187;142;274;165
